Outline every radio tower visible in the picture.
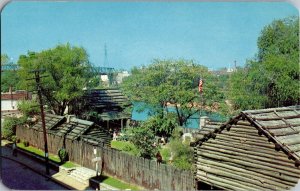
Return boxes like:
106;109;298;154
104;43;108;67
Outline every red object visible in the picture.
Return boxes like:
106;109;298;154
198;79;203;93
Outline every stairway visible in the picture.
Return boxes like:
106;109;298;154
67;167;97;185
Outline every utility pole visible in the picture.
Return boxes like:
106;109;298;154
28;69;49;175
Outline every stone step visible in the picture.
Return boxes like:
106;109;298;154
67;174;86;184
68;167;97;185
69;171;93;181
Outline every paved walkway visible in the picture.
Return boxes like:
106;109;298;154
1;143;68;190
1;140;120;190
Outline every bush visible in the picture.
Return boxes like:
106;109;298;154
17;100;39;117
58;148;69;163
127;126;158;159
23;140;29;147
169;138;193;170
2;117;21;141
160;147;171;163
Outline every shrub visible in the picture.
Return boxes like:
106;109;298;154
23;140;29;147
169;138;193;170
11;135;17;143
127;126;158;159
58;148;69;163
17;100;39;117
160;147;171;163
2;117;21;141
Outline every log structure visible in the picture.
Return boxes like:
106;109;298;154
81;88;132;131
30;114;112;146
193;106;300;190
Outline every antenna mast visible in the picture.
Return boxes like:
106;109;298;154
104;43;108;67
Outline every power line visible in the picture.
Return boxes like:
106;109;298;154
27;69;50;175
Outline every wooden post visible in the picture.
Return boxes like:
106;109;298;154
34;70;50;175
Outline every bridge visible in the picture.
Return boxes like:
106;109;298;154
92;67;115;74
1;63;19;72
1;64;115;75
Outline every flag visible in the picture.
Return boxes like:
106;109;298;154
198;78;203;93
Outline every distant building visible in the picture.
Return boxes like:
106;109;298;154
1;89;32;111
116;71;130;84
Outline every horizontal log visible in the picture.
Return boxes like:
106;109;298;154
197;151;300;177
236;121;252;126
212;134;273;147
196;157;295;188
200;141;292;162
196;164;287;190
198;144;295;167
196;171;259;190
220;131;268;141
229;126;259;133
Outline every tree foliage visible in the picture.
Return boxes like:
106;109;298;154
143;113;178;137
17;44;94;115
17;100;40;117
1;54;20;92
229;17;299;110
127;126;158;159
1;117;22;141
122;59;225;126
169;137;193;170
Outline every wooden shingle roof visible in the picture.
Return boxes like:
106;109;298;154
31;114;65;131
55;118;94;141
84;89;131;109
81;125;112;146
194;106;300;166
242;106;300;166
193;106;300;190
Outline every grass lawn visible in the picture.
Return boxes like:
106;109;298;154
111;140;139;156
16;142;78;168
97;175;141;190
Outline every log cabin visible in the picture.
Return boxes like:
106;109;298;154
80;88;132;132
193;106;300;190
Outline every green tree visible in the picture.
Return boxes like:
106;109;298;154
127;126;158;159
168;131;193;170
122;59;225;127
2;117;22;141
229;17;299;110
17;44;94;115
1;54;20;92
143;113;178;137
17;100;40;118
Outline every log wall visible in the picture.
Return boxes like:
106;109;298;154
195;120;300;190
16;126;195;190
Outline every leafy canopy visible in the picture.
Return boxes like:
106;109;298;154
1;54;20;92
17;44;94;115
122;59;224;126
127;126;158;159
229;17;299;110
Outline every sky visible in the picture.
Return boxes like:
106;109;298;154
1;1;299;70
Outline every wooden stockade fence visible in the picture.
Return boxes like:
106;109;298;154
16;126;195;190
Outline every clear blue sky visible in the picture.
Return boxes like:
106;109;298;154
1;1;298;70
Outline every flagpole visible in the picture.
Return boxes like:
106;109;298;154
198;78;203;128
